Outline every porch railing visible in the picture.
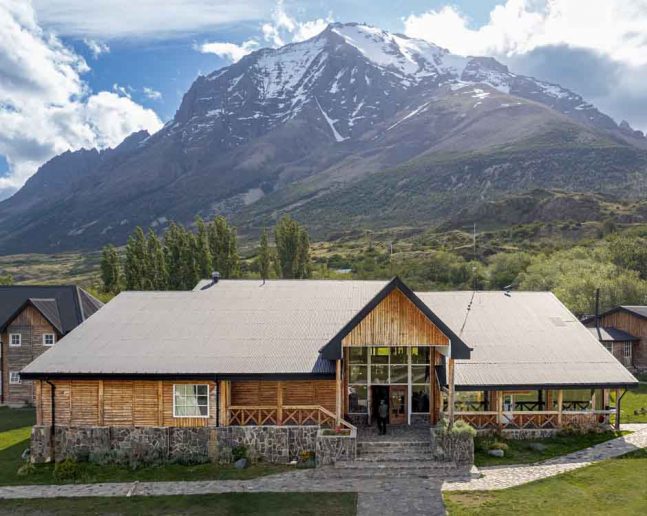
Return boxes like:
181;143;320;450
227;405;355;431
445;410;614;430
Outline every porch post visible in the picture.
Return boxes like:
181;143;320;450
277;381;283;425
615;388;621;431
497;391;503;431
557;389;563;426
447;357;455;427
335;359;342;425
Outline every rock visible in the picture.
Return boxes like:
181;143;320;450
234;458;248;469
528;442;548;452
21;448;30;461
488;449;505;457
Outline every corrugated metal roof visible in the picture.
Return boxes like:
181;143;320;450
23;280;388;376
417;291;637;388
621;306;647;319
588;326;639;342
29;299;63;333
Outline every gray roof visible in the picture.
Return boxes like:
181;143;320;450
22;281;638;388
621;306;647;319
588;326;639;342
417;291;637;388
0;285;103;334
23;280;388;376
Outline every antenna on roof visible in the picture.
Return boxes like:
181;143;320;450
503;284;513;297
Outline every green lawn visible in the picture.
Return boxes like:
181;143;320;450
445;449;647;515
0;407;287;485
0;493;357;515
612;382;647;423
474;431;628;467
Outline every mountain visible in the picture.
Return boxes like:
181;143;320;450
1;22;646;253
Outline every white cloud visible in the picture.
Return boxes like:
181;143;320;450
112;83;132;99
83;38;109;58
0;1;162;199
32;0;268;40
403;0;647;66
143;87;162;100
198;40;259;63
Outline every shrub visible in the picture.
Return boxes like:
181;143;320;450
232;445;247;462
488;441;509;451
216;445;233;465
17;463;36;477
53;458;81;482
439;419;477;437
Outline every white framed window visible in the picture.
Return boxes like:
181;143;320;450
43;333;56;346
173;384;209;418
624;342;632;358
9;333;21;347
604;343;613;353
9;371;21;384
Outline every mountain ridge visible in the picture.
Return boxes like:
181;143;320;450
0;22;646;253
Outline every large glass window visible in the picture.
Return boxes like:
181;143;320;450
412;385;430;413
348;385;368;412
173;384;209;417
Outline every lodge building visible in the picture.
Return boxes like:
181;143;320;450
21;277;637;439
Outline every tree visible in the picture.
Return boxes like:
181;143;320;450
274;215;311;279
195;217;212;279
607;235;647;280
486;252;532;289
100;244;121;293
0;273;14;285
208;216;239;278
124;227;149;290
147;230;168;289
164;223;185;290
257;229;271;280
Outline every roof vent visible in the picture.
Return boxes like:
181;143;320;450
211;271;221;285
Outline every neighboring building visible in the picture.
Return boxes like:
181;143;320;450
583;306;647;372
22;278;636;445
1;285;103;406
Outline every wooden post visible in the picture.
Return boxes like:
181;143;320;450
98;380;104;426
335;360;342;426
615;388;621;431
447;358;455;428
157;381;164;426
497;391;503;431
557;389;564;426
277;381;283;425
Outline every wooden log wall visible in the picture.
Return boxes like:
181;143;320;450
598;311;647;369
341;289;449;347
230;380;336;413
36;379;217;427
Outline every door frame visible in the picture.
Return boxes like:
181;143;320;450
389;385;407;425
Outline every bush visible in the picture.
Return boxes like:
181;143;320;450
53;458;82;482
232;445;247;462
488;441;509;451
438;419;477;437
216;445;233;465
17;463;36;477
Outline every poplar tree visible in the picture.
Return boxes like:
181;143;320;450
164;223;185;290
124;227;148;290
195;217;212;279
147;229;168;289
208;216;239;278
257;229;271;280
100;244;121;293
274;215;311;279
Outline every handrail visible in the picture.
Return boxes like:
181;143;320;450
227;405;356;431
318;405;356;432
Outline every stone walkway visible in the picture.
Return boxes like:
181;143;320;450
0;424;645;516
443;423;647;491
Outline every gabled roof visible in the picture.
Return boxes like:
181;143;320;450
588;326;639;342
416;291;637;389
582;305;647;324
0;285;103;334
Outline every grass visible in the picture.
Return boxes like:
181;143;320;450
0;407;287;486
0;493;358;515
612;382;647;424
474;431;628;467
445;449;647;515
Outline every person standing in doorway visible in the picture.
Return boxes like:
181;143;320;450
378;399;388;435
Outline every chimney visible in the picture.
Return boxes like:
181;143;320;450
211;271;221;285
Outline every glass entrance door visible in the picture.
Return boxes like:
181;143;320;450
389;385;407;425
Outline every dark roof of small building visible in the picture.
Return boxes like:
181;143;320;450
582;305;647;324
0;285;103;334
588;326;640;342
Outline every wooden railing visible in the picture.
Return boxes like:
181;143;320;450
447;410;614;430
227;405;356;431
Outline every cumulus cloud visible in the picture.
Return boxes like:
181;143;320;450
199;1;331;63
403;0;647;131
32;0;266;40
0;1;162;199
198;40;259;63
83;38;109;58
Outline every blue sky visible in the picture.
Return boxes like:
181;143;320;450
1;0;646;197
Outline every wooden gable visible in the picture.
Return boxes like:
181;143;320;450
341;288;449;347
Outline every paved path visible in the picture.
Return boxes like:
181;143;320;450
443;423;647;492
1;424;645;516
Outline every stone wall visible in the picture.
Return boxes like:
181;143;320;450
315;429;357;465
477;428;559;439
431;429;474;466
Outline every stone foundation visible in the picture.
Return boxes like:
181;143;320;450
431;429;474;465
477;428;559;439
315;429;357;465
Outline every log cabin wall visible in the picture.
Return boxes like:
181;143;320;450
229;380;336;413
341;289;449;347
36;379;217;427
2;306;59;405
599;311;647;369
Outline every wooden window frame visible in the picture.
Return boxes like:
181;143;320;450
43;333;56;346
9;371;21;384
172;383;210;418
9;333;21;347
603;342;613;353
623;342;632;358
